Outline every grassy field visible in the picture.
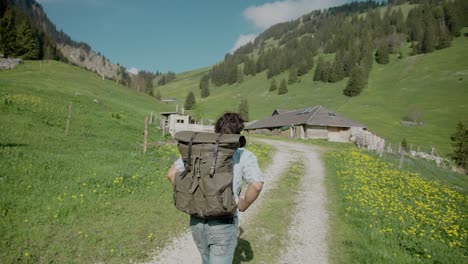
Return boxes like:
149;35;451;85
0;61;187;263
158;32;468;155
324;149;467;264
0;61;275;263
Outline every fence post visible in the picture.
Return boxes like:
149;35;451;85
379;140;384;158
143;116;149;154
399;150;405;169
65;102;72;136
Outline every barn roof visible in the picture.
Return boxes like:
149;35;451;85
272;109;295;115
245;105;367;130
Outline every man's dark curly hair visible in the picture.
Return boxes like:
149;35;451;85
215;112;245;134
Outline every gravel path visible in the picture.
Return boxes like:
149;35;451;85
144;139;328;264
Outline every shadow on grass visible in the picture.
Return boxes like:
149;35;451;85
0;143;27;148
233;228;254;264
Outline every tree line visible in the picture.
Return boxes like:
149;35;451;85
201;0;467;97
0;2;65;60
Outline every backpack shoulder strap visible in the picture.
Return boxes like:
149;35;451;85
209;133;223;177
180;132;198;179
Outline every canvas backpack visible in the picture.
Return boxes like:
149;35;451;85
173;131;245;218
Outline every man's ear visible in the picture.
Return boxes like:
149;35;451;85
239;136;246;148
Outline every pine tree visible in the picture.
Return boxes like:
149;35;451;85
375;44;390;64
0;8;17;57
184;91;196;110
155;89;162;100
343;67;365;97
238;99;249;121
0;0;8;18
419;21;436;53
449;122;468;170
328;50;345;83
229;63;238;84
201;83;210;98
199;74;208;89
278;79;288;95
269;79;278;92
288;68;298;84
320;61;331;82
436;25;451;50
17;23;40;60
199;75;210;98
243;57;256;76
444;2;462;37
313;57;324;81
237;65;243;83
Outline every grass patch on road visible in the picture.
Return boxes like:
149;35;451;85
234;160;304;264
245;141;273;171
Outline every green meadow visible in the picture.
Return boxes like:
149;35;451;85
1;56;466;263
159;32;468;155
0;61;194;263
0;60;273;263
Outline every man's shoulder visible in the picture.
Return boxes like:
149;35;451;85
235;148;257;160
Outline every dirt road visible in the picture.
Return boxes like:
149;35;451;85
146;139;328;264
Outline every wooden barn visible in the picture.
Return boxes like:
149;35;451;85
245;106;367;143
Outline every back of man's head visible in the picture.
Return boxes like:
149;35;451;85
215;112;244;134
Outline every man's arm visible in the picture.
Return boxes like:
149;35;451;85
238;181;263;212
166;164;177;186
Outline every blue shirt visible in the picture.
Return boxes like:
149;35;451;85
173;148;264;204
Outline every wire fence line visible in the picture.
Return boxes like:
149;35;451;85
353;130;451;169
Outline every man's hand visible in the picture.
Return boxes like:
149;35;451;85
166;165;177;186
238;181;263;212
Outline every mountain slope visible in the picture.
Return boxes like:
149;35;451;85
158;33;468;155
5;0;124;80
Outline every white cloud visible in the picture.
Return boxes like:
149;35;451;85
230;34;257;54
127;67;139;75
230;0;346;53
243;0;346;30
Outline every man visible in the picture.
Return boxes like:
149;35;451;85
166;112;264;264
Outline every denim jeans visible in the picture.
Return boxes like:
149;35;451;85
190;215;239;264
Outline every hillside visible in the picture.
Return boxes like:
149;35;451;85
1;0;127;80
0;61;181;263
158;32;468;155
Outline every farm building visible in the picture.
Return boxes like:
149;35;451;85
245;105;369;143
160;97;176;103
160;112;214;137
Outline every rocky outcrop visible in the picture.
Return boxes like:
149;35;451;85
0;57;23;70
58;44;120;79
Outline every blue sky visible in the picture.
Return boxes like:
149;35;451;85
38;0;354;74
